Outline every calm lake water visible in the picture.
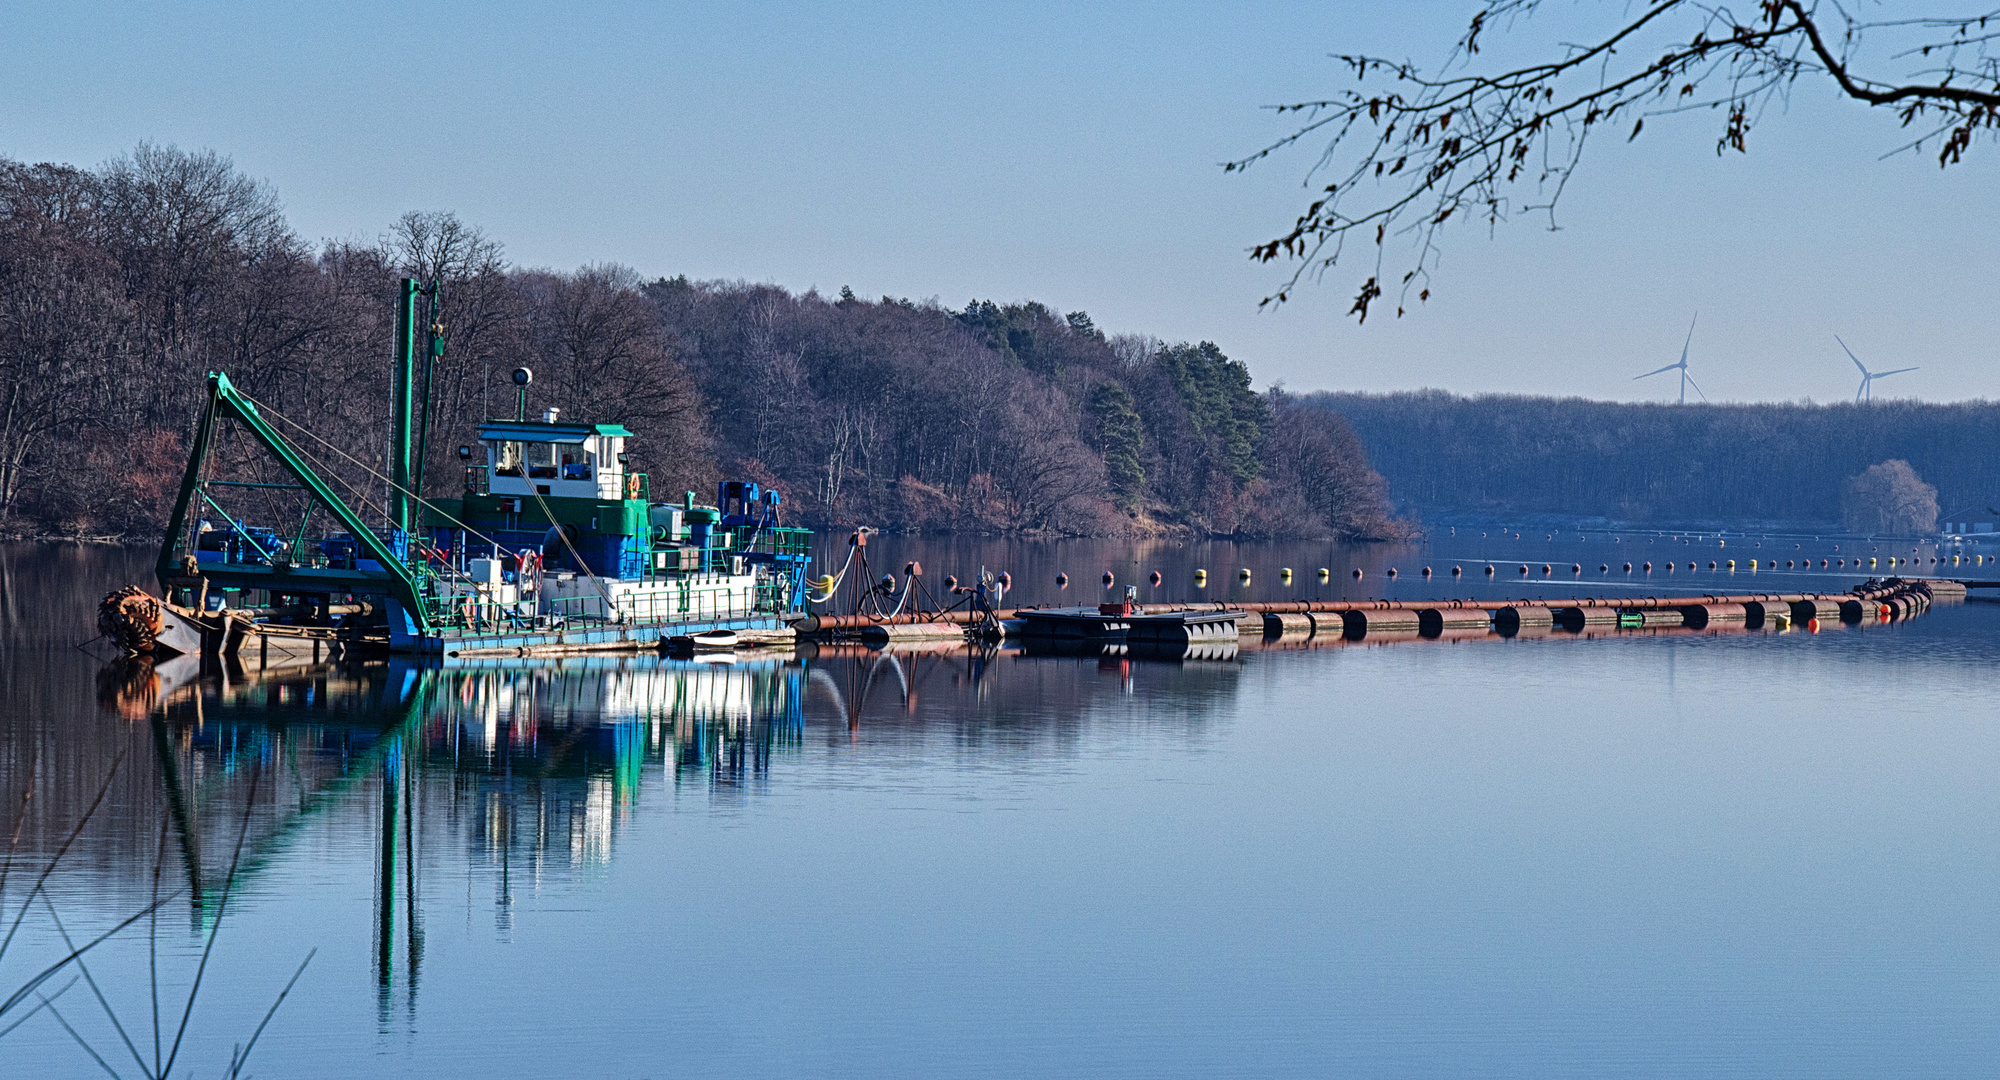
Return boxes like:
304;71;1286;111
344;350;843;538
3;531;1998;1079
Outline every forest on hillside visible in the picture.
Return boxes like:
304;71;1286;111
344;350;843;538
1313;391;2000;531
0;143;1402;542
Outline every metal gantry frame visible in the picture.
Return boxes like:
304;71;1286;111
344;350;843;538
155;370;434;635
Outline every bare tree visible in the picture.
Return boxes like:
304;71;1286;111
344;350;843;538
0;163;127;522
1842;458;1939;534
97;143;288;391
1233;2;2000;319
515;265;711;496
382;212;520;496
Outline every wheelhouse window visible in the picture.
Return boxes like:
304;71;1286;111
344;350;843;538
526;442;557;479
493;440;524;477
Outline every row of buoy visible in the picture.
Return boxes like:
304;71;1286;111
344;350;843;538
1064;566;1270;588
1049;551;1980;590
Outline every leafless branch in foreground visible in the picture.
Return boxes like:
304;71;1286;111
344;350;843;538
1231;1;2000;320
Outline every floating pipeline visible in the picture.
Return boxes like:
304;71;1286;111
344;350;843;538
791;579;1961;644
782;580;1957;659
857;622;969;643
792;610;1015;632
1238;619;1812;652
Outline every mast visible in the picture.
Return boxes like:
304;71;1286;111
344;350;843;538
391;279;420;533
413;284;443;505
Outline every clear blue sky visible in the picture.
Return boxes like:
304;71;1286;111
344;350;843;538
5;1;1993;403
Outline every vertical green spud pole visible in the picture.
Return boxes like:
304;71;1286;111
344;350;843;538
413;281;442;504
391;278;419;534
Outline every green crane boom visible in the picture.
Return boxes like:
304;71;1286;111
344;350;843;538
155;370;434;636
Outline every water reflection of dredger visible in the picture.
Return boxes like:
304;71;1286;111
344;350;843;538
436;657;805;801
799;639;1242;746
136;655;804;1016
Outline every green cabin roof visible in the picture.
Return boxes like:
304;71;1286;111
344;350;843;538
477;420;633;444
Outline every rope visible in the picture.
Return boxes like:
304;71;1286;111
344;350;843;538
246;393;507;552
526;483;621;620
242;397;573;619
242;405;394;524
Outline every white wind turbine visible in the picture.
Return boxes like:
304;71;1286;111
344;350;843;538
1634;314;1705;403
1837;335;1916;403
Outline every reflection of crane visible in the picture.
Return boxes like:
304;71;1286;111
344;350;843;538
1634;315;1706;403
120;655;808;1028
1837;335;1917;402
146;660;431;1014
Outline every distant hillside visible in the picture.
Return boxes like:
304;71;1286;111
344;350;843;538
0;143;1402;541
1305;391;2000;530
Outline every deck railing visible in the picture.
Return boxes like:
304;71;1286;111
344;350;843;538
431;575;790;636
